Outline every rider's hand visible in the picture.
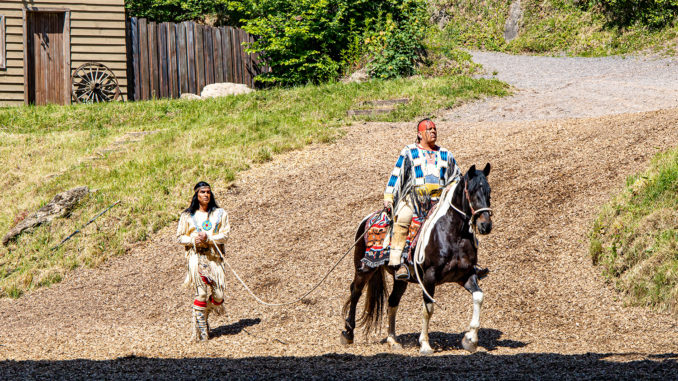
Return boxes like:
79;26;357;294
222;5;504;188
383;200;393;211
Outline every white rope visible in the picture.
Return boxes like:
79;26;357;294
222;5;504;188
209;212;378;307
412;184;456;307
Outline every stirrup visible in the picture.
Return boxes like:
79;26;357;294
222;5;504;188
475;266;490;280
394;265;409;280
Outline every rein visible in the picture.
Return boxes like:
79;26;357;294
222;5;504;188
211;208;387;307
448;177;493;241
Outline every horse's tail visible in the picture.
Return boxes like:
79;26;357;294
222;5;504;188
358;266;386;334
342;215;370;318
342;213;386;334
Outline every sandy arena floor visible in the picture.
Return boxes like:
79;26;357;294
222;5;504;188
1;54;677;379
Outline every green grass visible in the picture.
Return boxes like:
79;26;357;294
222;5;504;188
439;0;678;56
590;147;678;314
0;75;509;297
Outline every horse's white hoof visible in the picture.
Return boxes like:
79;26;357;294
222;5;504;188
461;335;478;353
420;344;434;355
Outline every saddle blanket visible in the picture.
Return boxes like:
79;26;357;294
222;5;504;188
361;211;423;268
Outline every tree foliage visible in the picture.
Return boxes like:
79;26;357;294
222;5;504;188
125;0;431;86
124;0;245;25
588;0;678;28
233;0;429;86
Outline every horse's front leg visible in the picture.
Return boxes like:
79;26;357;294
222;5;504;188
386;279;408;350
418;268;436;355
462;274;483;352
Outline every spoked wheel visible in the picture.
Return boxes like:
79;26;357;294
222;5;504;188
71;62;122;103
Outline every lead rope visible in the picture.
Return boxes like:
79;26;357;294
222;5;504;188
210;208;386;307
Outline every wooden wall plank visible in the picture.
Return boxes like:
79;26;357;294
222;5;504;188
128;17;139;101
235;28;243;84
222;27;232;83
147;21;158;99
214;28;223;83
204;26;214;86
176;22;188;95
158;22;168;98
138;17;149;100
195;24;205;94
167;23;178;98
186;21;196;94
229;27;238;83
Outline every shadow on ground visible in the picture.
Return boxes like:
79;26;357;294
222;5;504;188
391;329;528;352
1;351;675;380
210;318;262;339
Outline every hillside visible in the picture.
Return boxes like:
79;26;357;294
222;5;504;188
433;0;678;56
0;76;507;298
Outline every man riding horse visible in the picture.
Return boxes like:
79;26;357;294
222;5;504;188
384;118;461;279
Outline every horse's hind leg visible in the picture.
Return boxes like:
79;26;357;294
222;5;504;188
461;274;483;353
386;279;408;350
341;269;374;345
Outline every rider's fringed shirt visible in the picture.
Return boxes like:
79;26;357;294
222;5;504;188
176;208;230;292
384;143;461;207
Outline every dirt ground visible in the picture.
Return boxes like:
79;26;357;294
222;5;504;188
1;54;677;379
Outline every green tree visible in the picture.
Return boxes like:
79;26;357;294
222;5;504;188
238;0;428;86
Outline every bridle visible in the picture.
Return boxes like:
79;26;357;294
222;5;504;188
448;175;493;232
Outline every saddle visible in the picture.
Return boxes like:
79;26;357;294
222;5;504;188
361;210;427;269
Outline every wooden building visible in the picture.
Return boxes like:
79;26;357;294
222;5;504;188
0;0;128;106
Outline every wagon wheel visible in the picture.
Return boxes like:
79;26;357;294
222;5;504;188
71;62;121;103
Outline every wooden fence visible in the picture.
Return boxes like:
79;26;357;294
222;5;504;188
126;18;263;101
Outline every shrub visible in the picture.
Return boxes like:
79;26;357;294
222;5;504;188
363;1;429;79
238;0;429;86
591;0;678;28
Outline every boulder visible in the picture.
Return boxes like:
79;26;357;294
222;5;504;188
504;0;523;43
341;67;370;84
2;186;89;245
200;83;254;99
180;93;202;100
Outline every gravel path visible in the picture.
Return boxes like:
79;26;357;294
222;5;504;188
446;51;678;123
1;54;677;379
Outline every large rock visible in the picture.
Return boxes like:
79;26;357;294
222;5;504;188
504;0;523;43
180;93;202;100
200;83;254;99
2;186;89;245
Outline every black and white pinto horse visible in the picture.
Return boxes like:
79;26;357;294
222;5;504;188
341;164;493;354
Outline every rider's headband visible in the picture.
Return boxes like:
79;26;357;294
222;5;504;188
418;119;435;132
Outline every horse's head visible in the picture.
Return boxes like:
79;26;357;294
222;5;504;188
464;163;492;235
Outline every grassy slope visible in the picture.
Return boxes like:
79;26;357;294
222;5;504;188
439;0;677;56
590;148;678;313
0;75;508;297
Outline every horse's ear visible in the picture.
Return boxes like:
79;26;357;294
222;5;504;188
467;165;477;178
483;163;491;177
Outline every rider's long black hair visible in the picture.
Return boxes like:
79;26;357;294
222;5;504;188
184;181;219;215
